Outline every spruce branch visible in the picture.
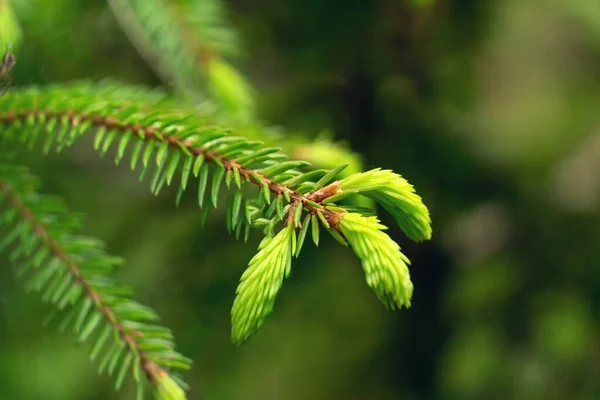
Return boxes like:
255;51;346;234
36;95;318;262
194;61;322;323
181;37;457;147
0;106;334;222
0;82;343;229
0;81;431;345
0;162;190;399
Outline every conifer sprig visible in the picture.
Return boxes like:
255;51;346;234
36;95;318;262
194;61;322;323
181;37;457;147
0;81;431;346
0;163;189;399
321;168;433;241
0;82;343;232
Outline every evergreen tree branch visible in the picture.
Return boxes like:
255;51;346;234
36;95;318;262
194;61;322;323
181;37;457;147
0;81;431;345
0;82;343;227
0;162;189;399
0;107;335;220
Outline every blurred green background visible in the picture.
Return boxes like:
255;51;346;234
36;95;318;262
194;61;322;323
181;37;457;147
2;0;600;399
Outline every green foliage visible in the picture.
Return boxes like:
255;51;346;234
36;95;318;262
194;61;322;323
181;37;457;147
0;1;433;398
331;168;433;242
0;0;21;50
339;213;413;309
0;82;345;241
237;126;371;205
108;0;252;120
108;0;367;183
231;224;294;344
0;162;189;399
0;80;431;344
206;57;254;121
0;0;594;399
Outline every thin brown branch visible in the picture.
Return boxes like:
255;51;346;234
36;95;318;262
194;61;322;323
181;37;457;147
308;181;341;203
286;201;298;227
0;177;166;384
0;109;343;229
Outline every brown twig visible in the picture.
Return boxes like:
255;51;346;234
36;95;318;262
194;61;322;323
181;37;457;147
0;50;16;97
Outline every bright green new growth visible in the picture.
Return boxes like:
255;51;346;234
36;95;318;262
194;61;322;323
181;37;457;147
156;375;186;400
0;1;21;50
339;213;414;309
326;168;432;242
231;224;294;344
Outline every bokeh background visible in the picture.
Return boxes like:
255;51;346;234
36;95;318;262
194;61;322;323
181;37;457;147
2;0;600;399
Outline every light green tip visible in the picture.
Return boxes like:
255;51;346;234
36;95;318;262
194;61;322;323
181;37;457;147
156;374;187;400
231;225;294;344
339;212;414;309
207;57;254;122
338;168;432;242
0;1;21;50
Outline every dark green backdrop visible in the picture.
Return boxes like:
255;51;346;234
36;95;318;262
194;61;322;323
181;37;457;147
1;0;600;399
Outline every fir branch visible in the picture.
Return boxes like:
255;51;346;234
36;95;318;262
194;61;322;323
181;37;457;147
0;81;432;345
0;82;343;228
0;163;190;399
0;107;333;220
